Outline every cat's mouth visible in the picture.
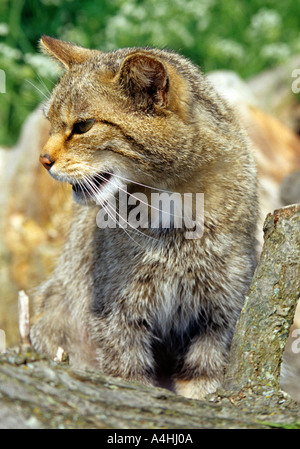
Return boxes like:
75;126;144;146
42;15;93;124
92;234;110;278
71;171;113;202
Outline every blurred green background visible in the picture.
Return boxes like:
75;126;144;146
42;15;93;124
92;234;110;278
1;0;300;146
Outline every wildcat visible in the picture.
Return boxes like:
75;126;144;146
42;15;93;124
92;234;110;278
30;35;258;399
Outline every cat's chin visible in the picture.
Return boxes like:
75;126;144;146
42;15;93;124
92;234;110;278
70;171;114;205
72;189;95;206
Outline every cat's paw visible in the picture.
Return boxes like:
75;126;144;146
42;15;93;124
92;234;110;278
174;376;221;400
30;315;66;360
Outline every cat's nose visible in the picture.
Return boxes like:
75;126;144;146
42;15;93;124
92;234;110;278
39;154;55;171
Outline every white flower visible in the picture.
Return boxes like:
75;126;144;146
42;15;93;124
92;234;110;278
249;8;282;39
212;39;244;60
0;23;9;36
0;43;22;60
261;43;290;61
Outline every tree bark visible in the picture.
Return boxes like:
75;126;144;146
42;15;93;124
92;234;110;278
225;204;300;392
0;204;299;429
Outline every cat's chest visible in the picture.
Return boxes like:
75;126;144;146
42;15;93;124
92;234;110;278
86;225;208;328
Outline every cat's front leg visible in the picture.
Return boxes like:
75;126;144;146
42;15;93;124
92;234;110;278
91;314;156;387
173;329;229;400
30;280;70;359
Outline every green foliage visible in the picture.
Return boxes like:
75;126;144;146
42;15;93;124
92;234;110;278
1;0;300;145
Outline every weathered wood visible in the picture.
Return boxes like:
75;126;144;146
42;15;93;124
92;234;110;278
0;204;299;429
224;204;300;393
0;346;297;430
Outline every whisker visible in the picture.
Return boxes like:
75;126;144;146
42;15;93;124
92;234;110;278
79;162;174;194
104;190;160;242
69;169;89;205
83;172;116;204
87;173;160;238
77;163;184;221
102;170;174;194
84;176;145;246
82;173;159;244
70;167;186;243
103;201;145;248
77;179;89;206
25;79;49;101
94;171;184;222
34;71;52;97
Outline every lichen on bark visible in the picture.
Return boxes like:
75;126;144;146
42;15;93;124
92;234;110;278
224;204;300;395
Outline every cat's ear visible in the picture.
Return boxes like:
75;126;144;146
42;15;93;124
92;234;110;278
118;52;169;109
40;35;94;68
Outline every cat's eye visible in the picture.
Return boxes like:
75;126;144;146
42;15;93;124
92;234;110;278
71;119;95;136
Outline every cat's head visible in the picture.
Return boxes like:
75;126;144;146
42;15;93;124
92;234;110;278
39;36;200;205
